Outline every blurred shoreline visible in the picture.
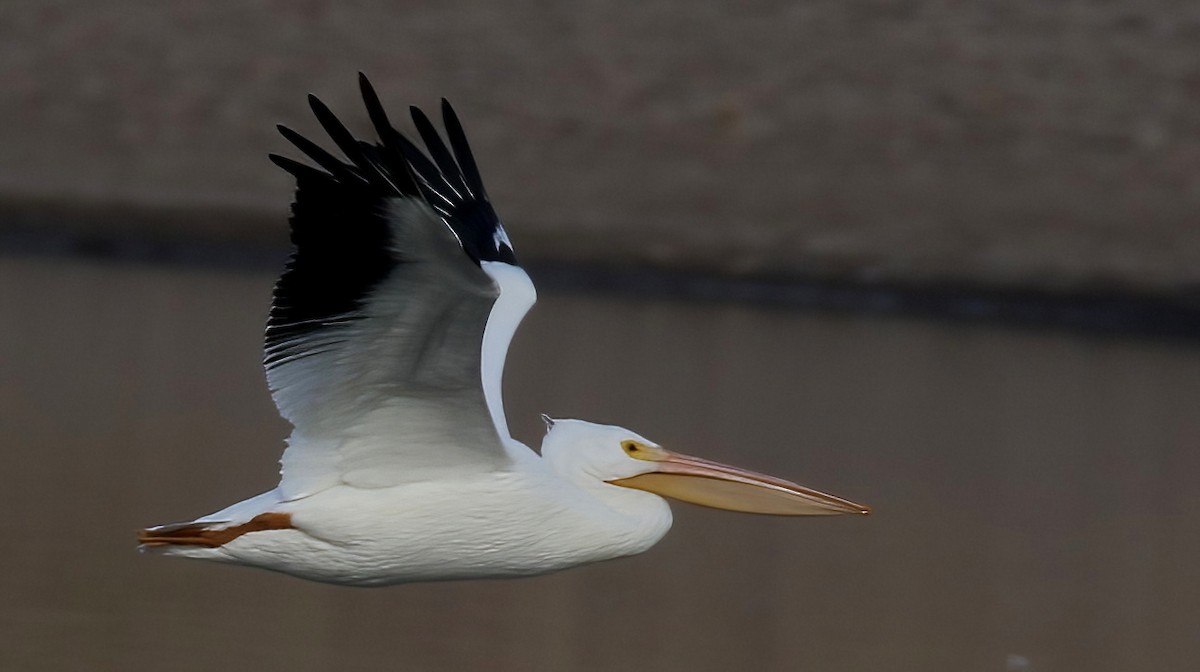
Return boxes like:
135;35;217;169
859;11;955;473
3;201;1198;342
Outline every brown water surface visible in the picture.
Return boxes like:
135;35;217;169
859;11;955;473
2;257;1198;671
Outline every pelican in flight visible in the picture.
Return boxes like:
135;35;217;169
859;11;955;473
139;75;870;585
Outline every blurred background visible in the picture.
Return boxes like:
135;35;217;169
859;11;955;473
3;2;1199;671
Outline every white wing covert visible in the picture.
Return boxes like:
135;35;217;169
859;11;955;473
265;75;536;498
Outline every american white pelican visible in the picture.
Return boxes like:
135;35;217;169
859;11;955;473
139;75;870;586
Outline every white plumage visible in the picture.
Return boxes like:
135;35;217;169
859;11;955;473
139;75;869;585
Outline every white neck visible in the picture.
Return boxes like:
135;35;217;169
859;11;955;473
478;261;536;442
541;455;674;552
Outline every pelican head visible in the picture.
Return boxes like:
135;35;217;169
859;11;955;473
539;418;870;516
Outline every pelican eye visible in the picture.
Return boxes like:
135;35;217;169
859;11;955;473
622;441;645;457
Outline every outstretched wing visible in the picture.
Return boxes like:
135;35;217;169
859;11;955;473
265;74;536;498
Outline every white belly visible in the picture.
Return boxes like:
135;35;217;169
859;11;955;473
200;470;672;586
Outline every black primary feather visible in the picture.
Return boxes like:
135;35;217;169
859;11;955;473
410;105;470;198
275;124;363;185
268;153;331;182
264;74;517;364
358;73;411;177
440;99;488;198
307;96;383;180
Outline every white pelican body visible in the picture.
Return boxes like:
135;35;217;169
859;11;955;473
167;433;672;586
140;75;869;585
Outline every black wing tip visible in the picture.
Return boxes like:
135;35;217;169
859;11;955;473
358;74;387;119
275;124;316;151
306;92;384;178
440;99;463;134
275;123;365;184
408;105;437;140
268;153;322;177
274;124;314;156
413;102;448;124
438;99;486;199
306;94;344;131
306;93;332;120
273;75;516;265
357;74;406;160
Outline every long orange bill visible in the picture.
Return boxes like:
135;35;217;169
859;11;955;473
609;448;870;516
